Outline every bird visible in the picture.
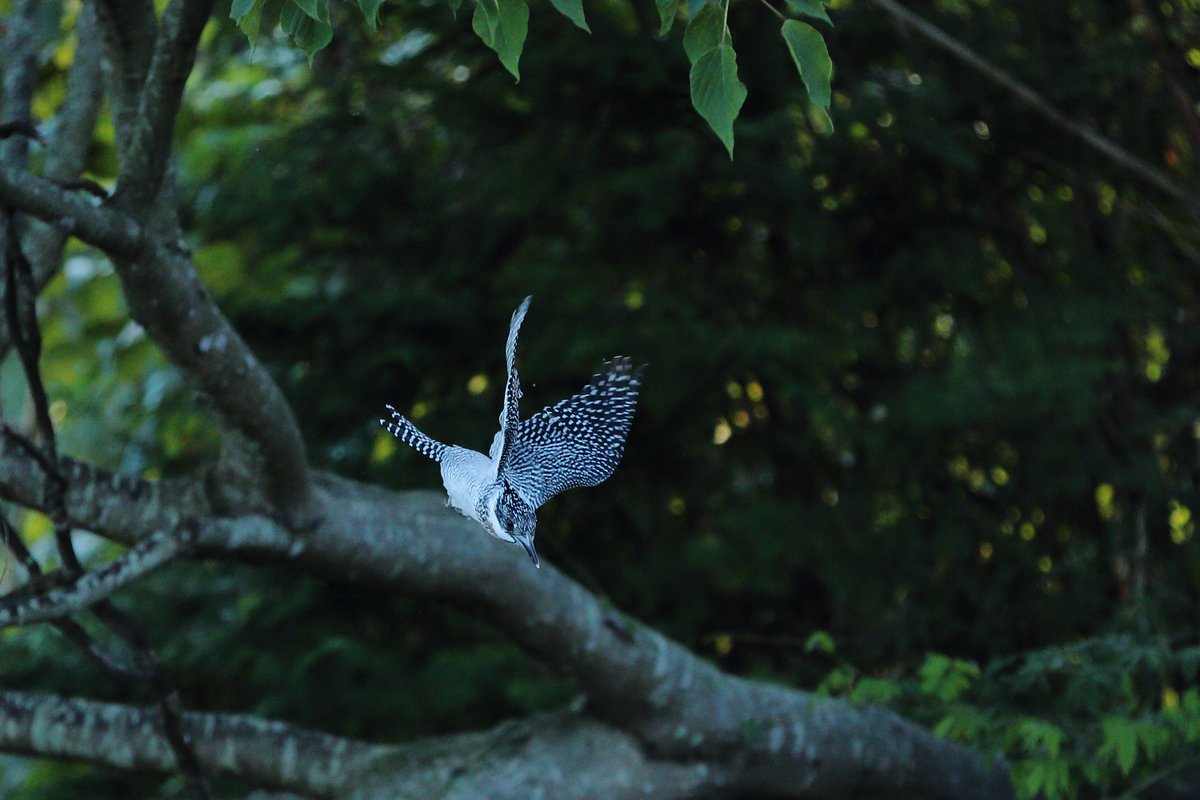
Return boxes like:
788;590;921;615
380;296;643;568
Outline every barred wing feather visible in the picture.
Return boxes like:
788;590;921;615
492;296;531;466
501;358;643;509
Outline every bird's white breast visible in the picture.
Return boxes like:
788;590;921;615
440;445;508;539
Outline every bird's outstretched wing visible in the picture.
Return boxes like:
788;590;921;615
491;296;531;466
500;357;644;509
381;405;449;462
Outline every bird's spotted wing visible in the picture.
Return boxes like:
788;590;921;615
501;358;644;509
492;296;531;467
381;405;448;462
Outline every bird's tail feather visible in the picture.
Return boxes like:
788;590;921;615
380;405;449;462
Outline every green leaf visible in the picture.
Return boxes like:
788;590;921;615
291;0;327;21
783;0;831;25
656;0;677;35
683;3;725;66
1101;718;1139;776
473;0;499;42
549;0;590;32
281;1;334;64
808;103;834;134
358;0;387;29
850;677;901;704
472;0;528;80
689;43;746;158
781;19;832;108
447;0;463;15
230;0;266;48
804;630;835;654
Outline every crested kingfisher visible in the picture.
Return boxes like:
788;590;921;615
380;296;643;567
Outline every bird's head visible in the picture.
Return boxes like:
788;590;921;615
495;485;538;568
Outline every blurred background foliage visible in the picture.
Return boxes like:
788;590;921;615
3;0;1200;797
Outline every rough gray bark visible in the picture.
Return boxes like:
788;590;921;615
0;3;1018;799
0;692;714;800
0;442;1015;799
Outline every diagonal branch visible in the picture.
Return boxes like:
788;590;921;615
869;0;1200;215
0;450;1013;799
0;433;1015;798
0;526;195;628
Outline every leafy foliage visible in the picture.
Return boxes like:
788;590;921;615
813;634;1200;799
227;0;836;152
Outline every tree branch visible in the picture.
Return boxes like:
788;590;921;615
0;691;384;798
869;0;1200;215
17;2;107;291
0;165;143;255
0;526;194;628
0;0;42;167
0;1;107;365
0;163;314;518
0;446;1016;799
0;692;713;800
111;0;215;211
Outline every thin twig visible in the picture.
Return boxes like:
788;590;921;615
0;121;42;143
0;526;195;627
755;0;787;24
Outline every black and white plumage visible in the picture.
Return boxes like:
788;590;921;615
379;296;644;567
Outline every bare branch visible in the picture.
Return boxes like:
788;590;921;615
0;527;194;627
2;200;212;798
0;170;310;524
0;443;1015;798
0;165;143;255
0;691;387;797
869;0;1200;215
111;0;215;210
20;2;108;277
112;238;317;519
91;0;165;166
0;0;42;166
0;693;712;800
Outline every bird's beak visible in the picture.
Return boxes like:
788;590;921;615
513;531;539;568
